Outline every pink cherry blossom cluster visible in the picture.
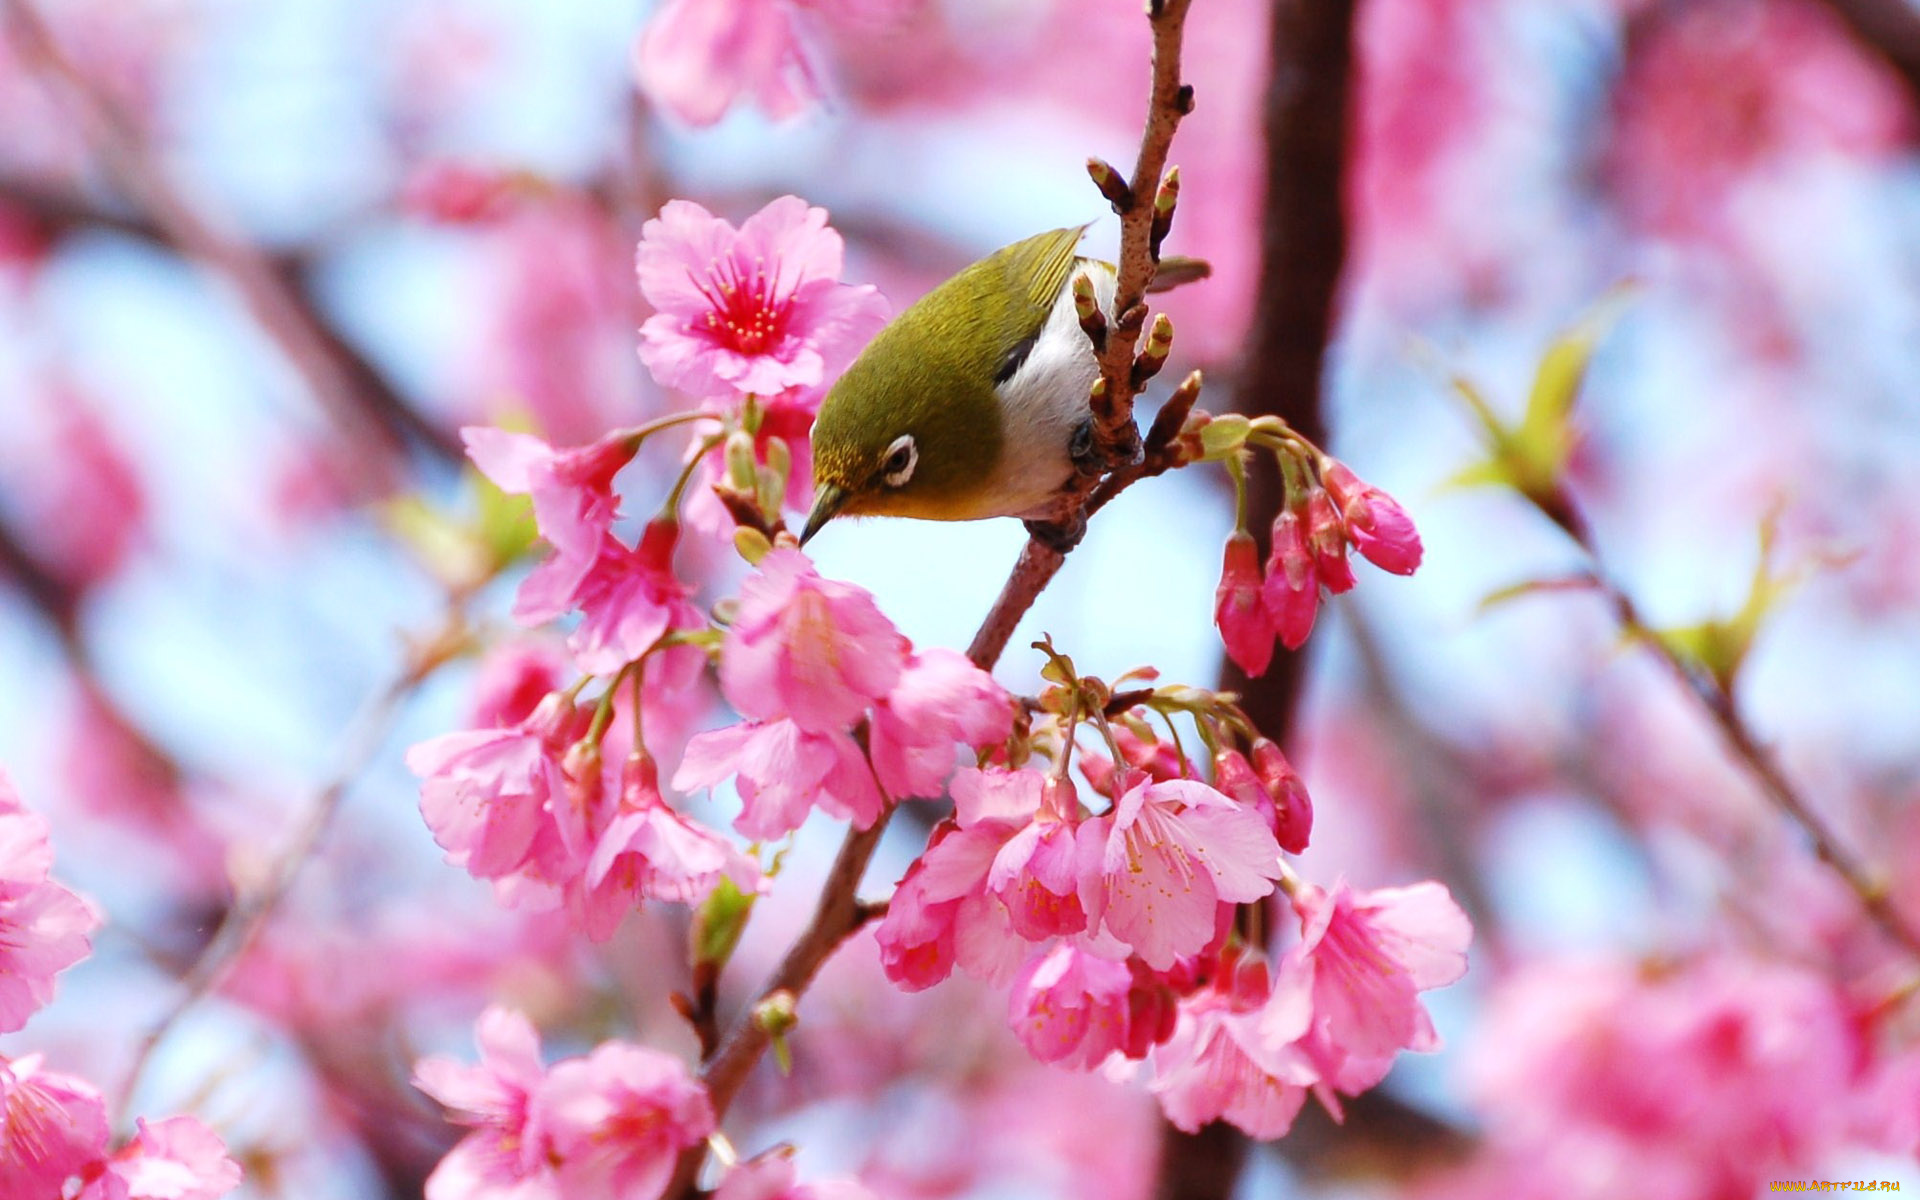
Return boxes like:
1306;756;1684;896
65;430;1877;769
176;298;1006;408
871;656;1470;1138
415;1007;873;1200
1216;450;1423;676
412;189;1471;1183
676;549;1012;841
0;774;242;1199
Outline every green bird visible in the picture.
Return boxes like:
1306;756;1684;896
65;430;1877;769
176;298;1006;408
801;226;1115;545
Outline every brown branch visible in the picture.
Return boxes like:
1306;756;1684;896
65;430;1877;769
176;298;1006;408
1533;483;1920;962
1041;0;1196;533
667;7;1207;1194
0;0;460;487
1090;0;1195;459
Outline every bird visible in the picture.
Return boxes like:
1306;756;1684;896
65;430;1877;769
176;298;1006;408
800;226;1118;546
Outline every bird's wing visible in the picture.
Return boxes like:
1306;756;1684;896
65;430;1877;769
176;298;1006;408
999;225;1090;316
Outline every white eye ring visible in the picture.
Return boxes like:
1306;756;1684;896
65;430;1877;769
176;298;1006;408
881;434;917;488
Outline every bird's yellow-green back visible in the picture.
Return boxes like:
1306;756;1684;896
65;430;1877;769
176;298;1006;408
809;227;1087;520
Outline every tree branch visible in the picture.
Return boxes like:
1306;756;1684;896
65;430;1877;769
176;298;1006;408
1531;484;1920;962
667;5;1207;1193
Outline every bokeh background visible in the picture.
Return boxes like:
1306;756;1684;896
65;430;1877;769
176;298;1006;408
2;0;1918;1196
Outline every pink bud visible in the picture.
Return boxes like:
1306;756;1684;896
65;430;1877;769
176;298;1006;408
1215;532;1276;677
1251;737;1313;854
1305;490;1355;595
1323;460;1423;576
1212;748;1275;830
1262;512;1319;650
635;517;680;572
1123;962;1182;1059
1078;749;1121;800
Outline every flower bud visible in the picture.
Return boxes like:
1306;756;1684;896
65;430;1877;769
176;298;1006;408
1214;531;1275;677
1322;460;1423;575
636;517;680;572
1122;962;1180;1059
1262;509;1319;650
724;430;757;491
1087;156;1135;212
1149;166;1180;259
1305;489;1355;595
1250;737;1312;854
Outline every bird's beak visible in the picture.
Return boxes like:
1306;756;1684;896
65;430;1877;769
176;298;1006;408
800;483;848;547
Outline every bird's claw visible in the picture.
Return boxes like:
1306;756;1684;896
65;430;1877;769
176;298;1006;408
1070;416;1142;478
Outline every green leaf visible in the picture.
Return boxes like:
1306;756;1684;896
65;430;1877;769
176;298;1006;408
1197;414;1251;460
1438;457;1518;495
1649;503;1836;692
1519;289;1630;481
1449;376;1508;445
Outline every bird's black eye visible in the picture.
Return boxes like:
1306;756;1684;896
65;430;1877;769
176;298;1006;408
881;435;918;488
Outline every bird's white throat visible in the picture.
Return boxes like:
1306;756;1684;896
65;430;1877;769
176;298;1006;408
985;260;1119;520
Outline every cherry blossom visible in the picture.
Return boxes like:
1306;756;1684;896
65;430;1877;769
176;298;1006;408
0;774;99;1032
633;0;819;128
868;648;1013;800
1321;460;1423;575
413;1007;551;1200
1285;879;1471;1096
0;1053;109;1197
717;548;906;732
634;196;888;399
1211;740;1313;856
674;718;884;840
576;752;760;938
466;640;571;730
76;1116;243;1200
1261;507;1320;651
1006;944;1134;1069
408;693;585;885
1077;778;1283;971
463;426;641;625
417;1008;713;1200
534;1042;714;1200
567;519;705;675
1149;969;1317;1138
872;806;1026;991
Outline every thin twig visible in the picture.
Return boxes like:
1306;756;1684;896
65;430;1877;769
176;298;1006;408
1087;0;1195;462
0;0;460;487
665;7;1205;1193
114;654;436;1118
1536;483;1920;961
